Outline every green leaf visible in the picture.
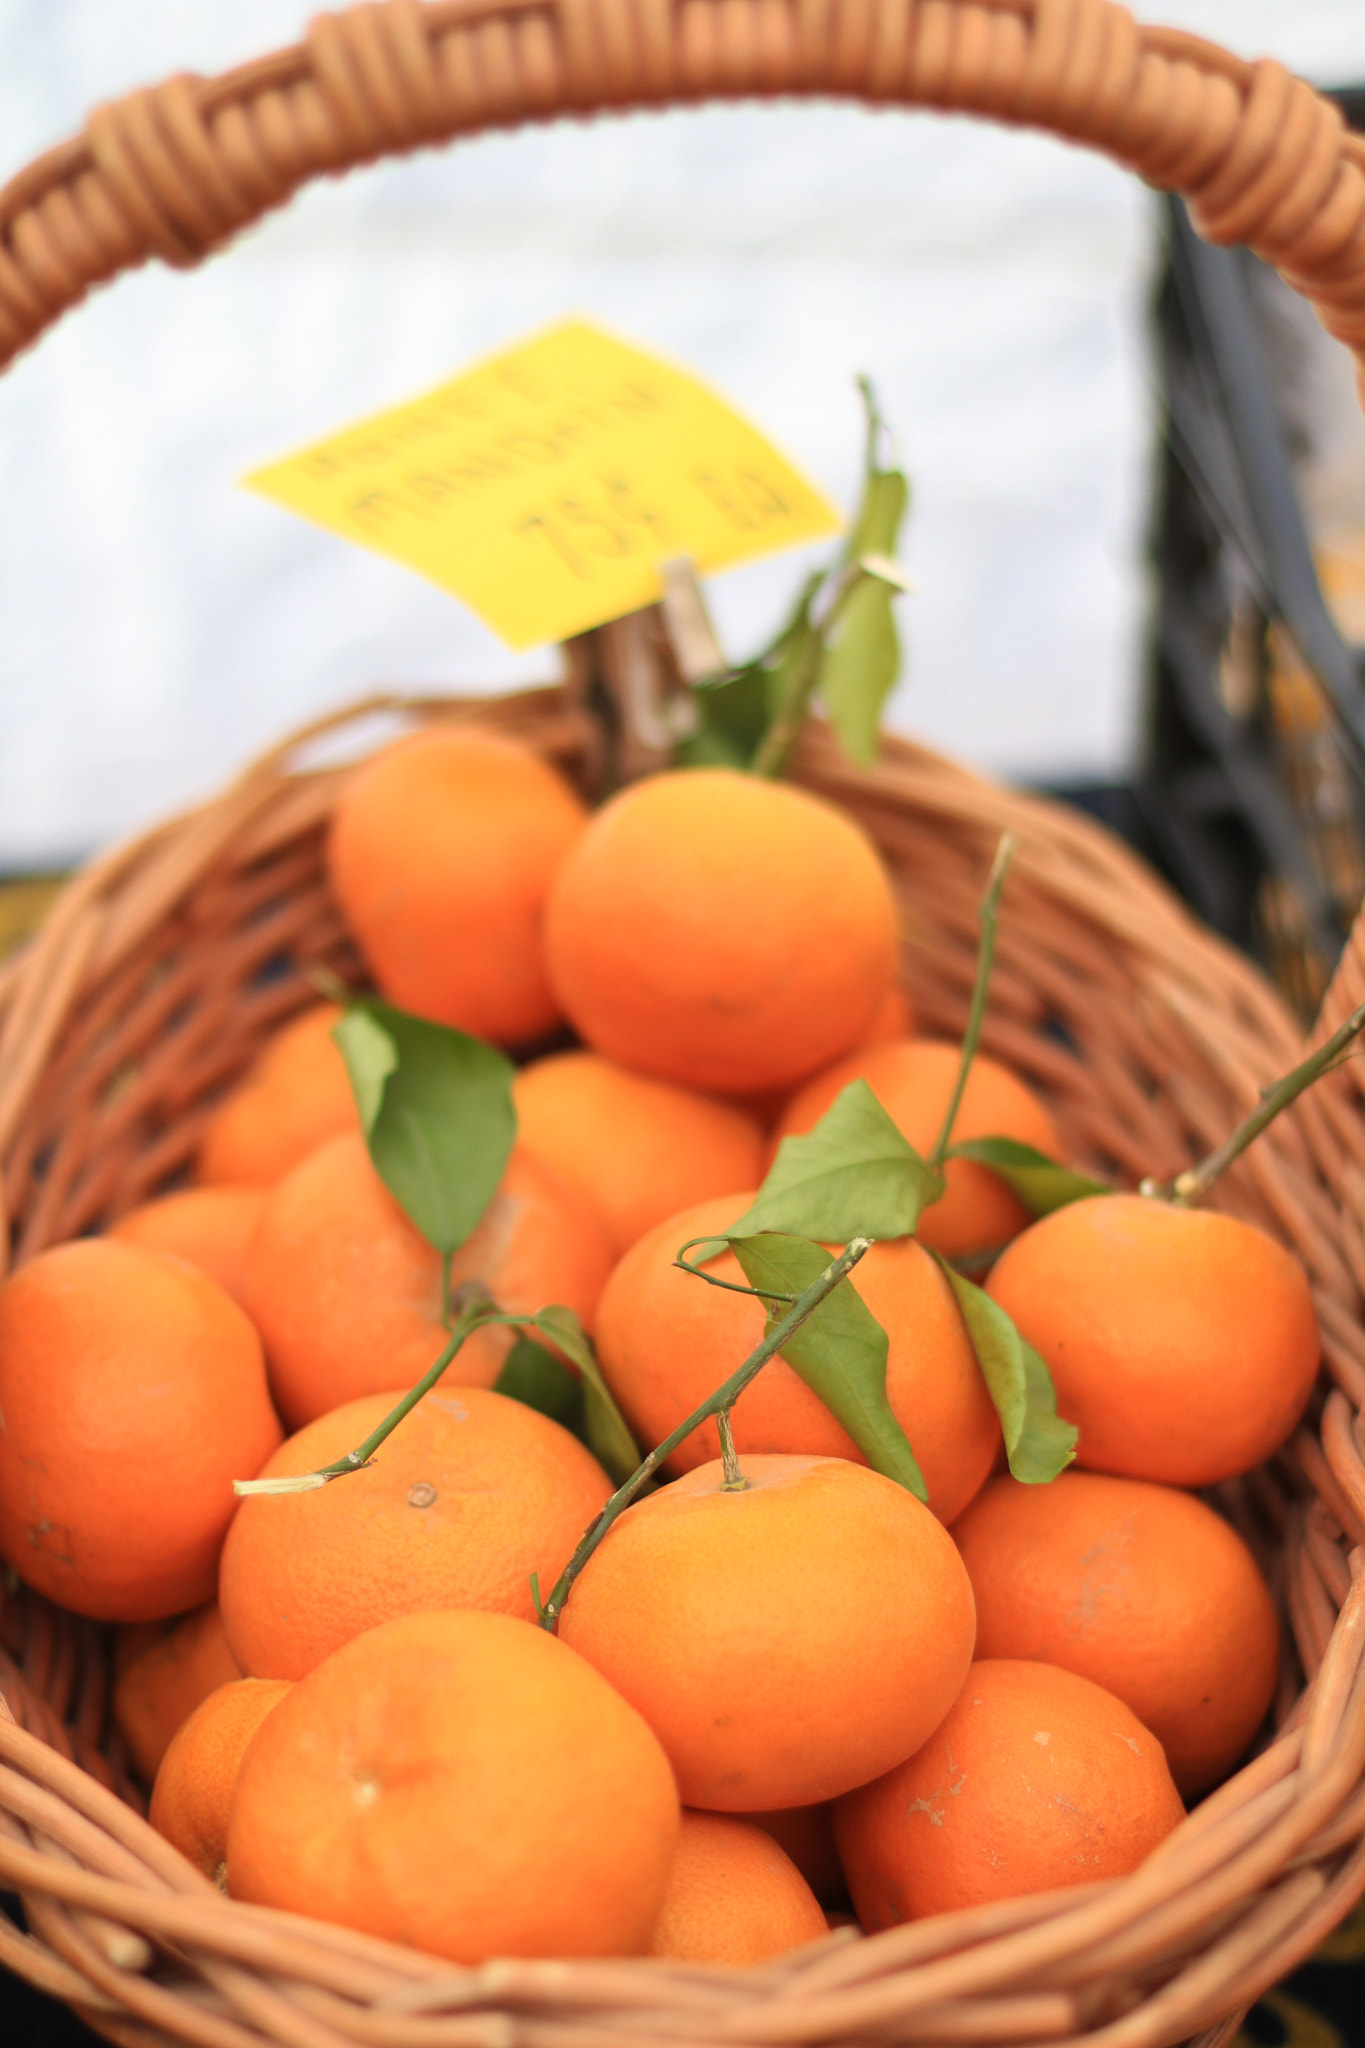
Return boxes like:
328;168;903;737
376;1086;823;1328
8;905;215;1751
527;1305;641;1487
816;573;900;770
945;1137;1111;1218
678;661;771;770
846;466;909;564
333;1000;516;1256
729;1233;927;1500
332;1007;397;1133
494;1337;586;1434
729;1080;942;1244
933;1257;1077;1484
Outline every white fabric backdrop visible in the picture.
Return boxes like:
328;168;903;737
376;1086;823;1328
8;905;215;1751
2;2;1365;866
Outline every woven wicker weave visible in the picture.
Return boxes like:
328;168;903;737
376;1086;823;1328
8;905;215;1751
6;4;1365;2044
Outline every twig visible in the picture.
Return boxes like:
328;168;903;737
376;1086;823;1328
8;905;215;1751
929;833;1017;1169
535;1236;872;1628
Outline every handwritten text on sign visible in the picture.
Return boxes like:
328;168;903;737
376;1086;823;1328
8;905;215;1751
243;320;841;650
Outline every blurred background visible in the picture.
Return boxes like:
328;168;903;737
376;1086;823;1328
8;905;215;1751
0;2;1361;876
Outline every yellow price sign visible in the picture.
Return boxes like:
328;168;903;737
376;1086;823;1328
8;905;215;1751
244;319;841;650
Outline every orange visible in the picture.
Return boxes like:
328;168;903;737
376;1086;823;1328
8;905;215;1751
558;1453;976;1810
951;1471;1278;1796
239;1132;613;1430
196;1004;355;1187
513;1051;765;1258
227;1609;680;1962
774;1038;1061;1259
834;1659;1185;1923
985;1193;1320;1485
648;1812;828;1963
150;1677;291;1882
544;769;900;1095
0;1240;282;1622
219;1387;613;1679
327;725;588;1045
110;1187;265;1306
595;1195;999;1525
749;1805;845;1909
113;1603;243;1782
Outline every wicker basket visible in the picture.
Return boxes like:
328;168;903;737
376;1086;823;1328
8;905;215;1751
7;4;1365;2043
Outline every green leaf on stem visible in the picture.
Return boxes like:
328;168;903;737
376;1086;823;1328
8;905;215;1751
333;1000;516;1257
845;456;909;565
525;1305;642;1487
816;573;901;770
494;1337;586;1434
819;402;909;770
945;1137;1110;1219
679;661;771;770
729;1080;942;1245
729;1232;927;1500
933;1256;1077;1484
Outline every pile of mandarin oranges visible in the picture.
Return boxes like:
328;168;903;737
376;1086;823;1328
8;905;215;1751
0;724;1325;1969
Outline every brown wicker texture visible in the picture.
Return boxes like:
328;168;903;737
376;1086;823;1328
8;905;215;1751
5;2;1365;2043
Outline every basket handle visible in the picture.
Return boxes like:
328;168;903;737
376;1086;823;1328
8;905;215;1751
3;0;1365;383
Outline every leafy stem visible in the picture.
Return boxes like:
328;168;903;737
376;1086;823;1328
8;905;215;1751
534;1236;872;1629
929;833;1017;1170
1142;998;1365;1206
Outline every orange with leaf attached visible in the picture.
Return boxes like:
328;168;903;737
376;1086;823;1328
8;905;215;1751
196;1004;356;1187
238;1133;613;1430
774;1038;1061;1259
595;1194;999;1525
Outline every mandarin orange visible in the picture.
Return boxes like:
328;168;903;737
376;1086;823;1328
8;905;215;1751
559;1453;976;1811
834;1659;1184;1922
219;1388;613;1679
985;1194;1320;1485
774;1038;1060;1258
195;1003;355;1187
513;1051;765;1258
647;1812;828;1963
544;769;899;1095
110;1187;264;1307
238;1132;613;1429
150;1677;291;1881
327;726;588;1045
113;1602;243;1782
0;1240;281;1621
227;1609;680;1962
595;1195;998;1524
951;1471;1278;1795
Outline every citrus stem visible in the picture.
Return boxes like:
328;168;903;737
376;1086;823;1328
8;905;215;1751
234;1289;520;1496
1143;999;1365;1206
535;1236;873;1629
716;1408;748;1491
928;832;1017;1170
749;582;825;780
